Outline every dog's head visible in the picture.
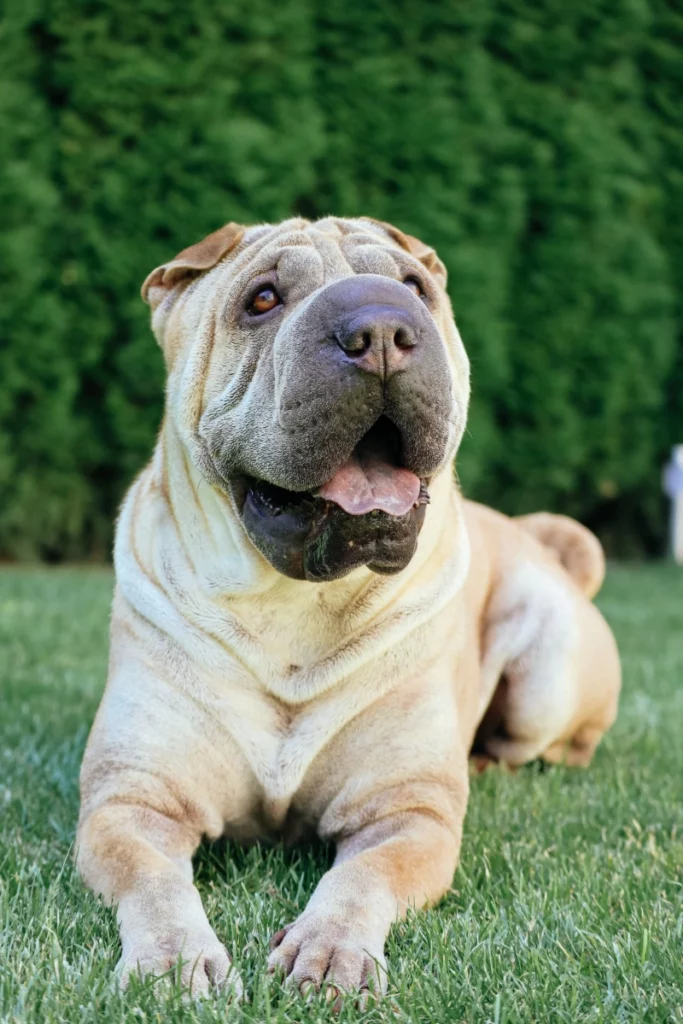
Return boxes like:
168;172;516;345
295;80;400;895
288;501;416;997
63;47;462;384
142;217;469;582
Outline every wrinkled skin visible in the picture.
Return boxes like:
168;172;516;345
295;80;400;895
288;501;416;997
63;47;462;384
147;218;469;580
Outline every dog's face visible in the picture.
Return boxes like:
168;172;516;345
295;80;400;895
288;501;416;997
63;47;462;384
143;217;469;582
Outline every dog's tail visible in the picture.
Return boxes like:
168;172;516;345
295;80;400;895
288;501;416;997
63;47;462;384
515;512;606;599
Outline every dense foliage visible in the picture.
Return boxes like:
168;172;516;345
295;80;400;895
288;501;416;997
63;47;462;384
2;0;681;558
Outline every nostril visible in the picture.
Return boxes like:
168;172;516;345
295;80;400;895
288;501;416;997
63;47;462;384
336;329;372;355
393;327;416;350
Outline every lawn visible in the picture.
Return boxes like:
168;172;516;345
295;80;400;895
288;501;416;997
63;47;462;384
0;564;681;1023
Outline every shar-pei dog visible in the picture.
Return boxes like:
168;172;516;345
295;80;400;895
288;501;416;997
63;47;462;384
76;216;620;1004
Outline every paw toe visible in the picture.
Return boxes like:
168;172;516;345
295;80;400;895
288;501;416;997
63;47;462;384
268;915;386;1005
118;935;242;1000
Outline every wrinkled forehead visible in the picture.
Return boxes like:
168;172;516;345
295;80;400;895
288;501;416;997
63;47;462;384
230;217;411;290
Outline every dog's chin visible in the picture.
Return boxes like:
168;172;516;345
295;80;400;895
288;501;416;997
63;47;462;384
235;480;427;582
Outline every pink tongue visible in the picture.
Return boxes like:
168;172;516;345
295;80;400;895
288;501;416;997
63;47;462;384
318;453;421;516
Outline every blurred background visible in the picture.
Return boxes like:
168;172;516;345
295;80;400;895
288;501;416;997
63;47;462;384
1;0;681;561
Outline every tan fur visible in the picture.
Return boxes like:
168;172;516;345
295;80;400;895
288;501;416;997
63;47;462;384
76;218;620;1003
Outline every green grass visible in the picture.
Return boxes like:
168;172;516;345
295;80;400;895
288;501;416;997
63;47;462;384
0;564;681;1023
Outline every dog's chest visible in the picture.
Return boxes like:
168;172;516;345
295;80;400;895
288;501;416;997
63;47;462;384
210;669;371;815
197;594;384;805
169;563;463;832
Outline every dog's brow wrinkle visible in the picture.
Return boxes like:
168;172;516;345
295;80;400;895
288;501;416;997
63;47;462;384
243;225;273;243
308;219;343;238
347;234;393;248
278;232;317;248
307;227;344;248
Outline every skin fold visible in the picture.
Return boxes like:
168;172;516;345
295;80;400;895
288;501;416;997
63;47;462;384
75;217;621;1003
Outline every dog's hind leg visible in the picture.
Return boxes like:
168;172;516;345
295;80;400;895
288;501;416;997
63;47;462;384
479;560;620;768
477;564;581;767
542;723;606;767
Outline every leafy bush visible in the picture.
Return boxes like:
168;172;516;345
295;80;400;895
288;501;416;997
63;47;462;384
2;0;680;558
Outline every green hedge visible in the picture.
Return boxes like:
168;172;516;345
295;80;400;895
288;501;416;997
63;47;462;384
2;0;680;559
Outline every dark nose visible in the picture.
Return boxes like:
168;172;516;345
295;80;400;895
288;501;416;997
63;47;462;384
334;306;418;377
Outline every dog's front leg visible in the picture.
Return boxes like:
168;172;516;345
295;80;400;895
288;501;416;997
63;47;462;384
268;786;465;1005
77;800;242;997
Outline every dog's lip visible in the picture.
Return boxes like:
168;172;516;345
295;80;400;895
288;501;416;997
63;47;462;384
237;474;431;518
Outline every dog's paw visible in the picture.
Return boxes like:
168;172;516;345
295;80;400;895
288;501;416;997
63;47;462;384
267;913;387;1009
117;928;243;999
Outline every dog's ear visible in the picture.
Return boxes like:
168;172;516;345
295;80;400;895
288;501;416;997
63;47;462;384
364;219;448;289
141;222;245;308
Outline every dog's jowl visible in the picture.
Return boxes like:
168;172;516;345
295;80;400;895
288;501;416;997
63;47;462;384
76;217;621;1001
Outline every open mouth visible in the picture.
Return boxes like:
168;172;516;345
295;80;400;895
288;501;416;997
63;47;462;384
245;417;430;521
239;417;431;581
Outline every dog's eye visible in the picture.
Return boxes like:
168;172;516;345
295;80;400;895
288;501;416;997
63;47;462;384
403;277;423;298
247;286;281;316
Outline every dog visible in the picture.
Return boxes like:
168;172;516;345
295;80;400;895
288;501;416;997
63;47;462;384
76;217;620;1003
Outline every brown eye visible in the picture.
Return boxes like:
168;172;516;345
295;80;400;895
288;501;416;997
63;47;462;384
247;285;281;316
403;276;423;297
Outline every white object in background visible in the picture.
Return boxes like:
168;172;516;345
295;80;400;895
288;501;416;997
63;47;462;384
663;445;683;565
